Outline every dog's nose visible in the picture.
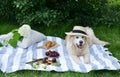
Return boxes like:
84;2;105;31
79;41;83;44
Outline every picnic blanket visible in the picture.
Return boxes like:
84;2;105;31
0;36;120;73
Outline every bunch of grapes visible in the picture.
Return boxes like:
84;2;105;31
45;50;59;57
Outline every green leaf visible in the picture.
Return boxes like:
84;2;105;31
9;39;18;48
19;36;23;41
11;29;18;33
9;31;21;48
13;32;20;40
0;43;3;47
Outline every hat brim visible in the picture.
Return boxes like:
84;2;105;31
65;32;88;37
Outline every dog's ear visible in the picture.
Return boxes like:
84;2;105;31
65;35;71;43
65;35;73;47
86;36;92;46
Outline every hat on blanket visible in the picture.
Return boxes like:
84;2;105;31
18;24;31;38
65;26;88;37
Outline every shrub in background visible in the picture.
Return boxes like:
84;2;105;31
0;0;120;26
0;0;15;20
13;0;109;26
13;0;65;26
98;5;120;26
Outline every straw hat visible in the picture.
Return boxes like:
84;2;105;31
65;26;88;37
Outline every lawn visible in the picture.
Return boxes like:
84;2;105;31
0;22;120;77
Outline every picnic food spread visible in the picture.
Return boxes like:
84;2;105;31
26;40;61;69
26;50;61;69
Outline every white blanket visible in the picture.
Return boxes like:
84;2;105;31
0;36;120;73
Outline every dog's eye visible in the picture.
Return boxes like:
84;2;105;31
76;36;79;39
82;36;85;39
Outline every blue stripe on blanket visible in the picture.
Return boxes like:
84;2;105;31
60;37;74;71
0;36;120;73
90;47;108;69
6;48;17;72
18;48;28;70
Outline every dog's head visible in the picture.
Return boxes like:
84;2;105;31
65;26;91;49
70;35;89;49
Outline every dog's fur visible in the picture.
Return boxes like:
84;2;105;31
65;26;109;64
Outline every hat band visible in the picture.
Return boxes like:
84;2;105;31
72;30;87;35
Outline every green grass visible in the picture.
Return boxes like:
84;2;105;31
1;70;120;77
0;22;120;77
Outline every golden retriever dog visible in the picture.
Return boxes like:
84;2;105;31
65;26;109;64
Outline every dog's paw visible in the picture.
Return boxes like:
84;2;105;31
84;56;90;64
84;60;89;64
72;56;80;64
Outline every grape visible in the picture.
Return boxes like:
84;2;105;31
45;50;60;57
45;52;49;56
44;57;48;60
52;53;55;57
49;53;52;57
56;53;59;56
42;57;47;63
52;58;57;62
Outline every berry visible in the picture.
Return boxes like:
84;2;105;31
45;50;60;57
52;58;57;62
44;57;48;60
42;57;47;63
45;52;49;56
